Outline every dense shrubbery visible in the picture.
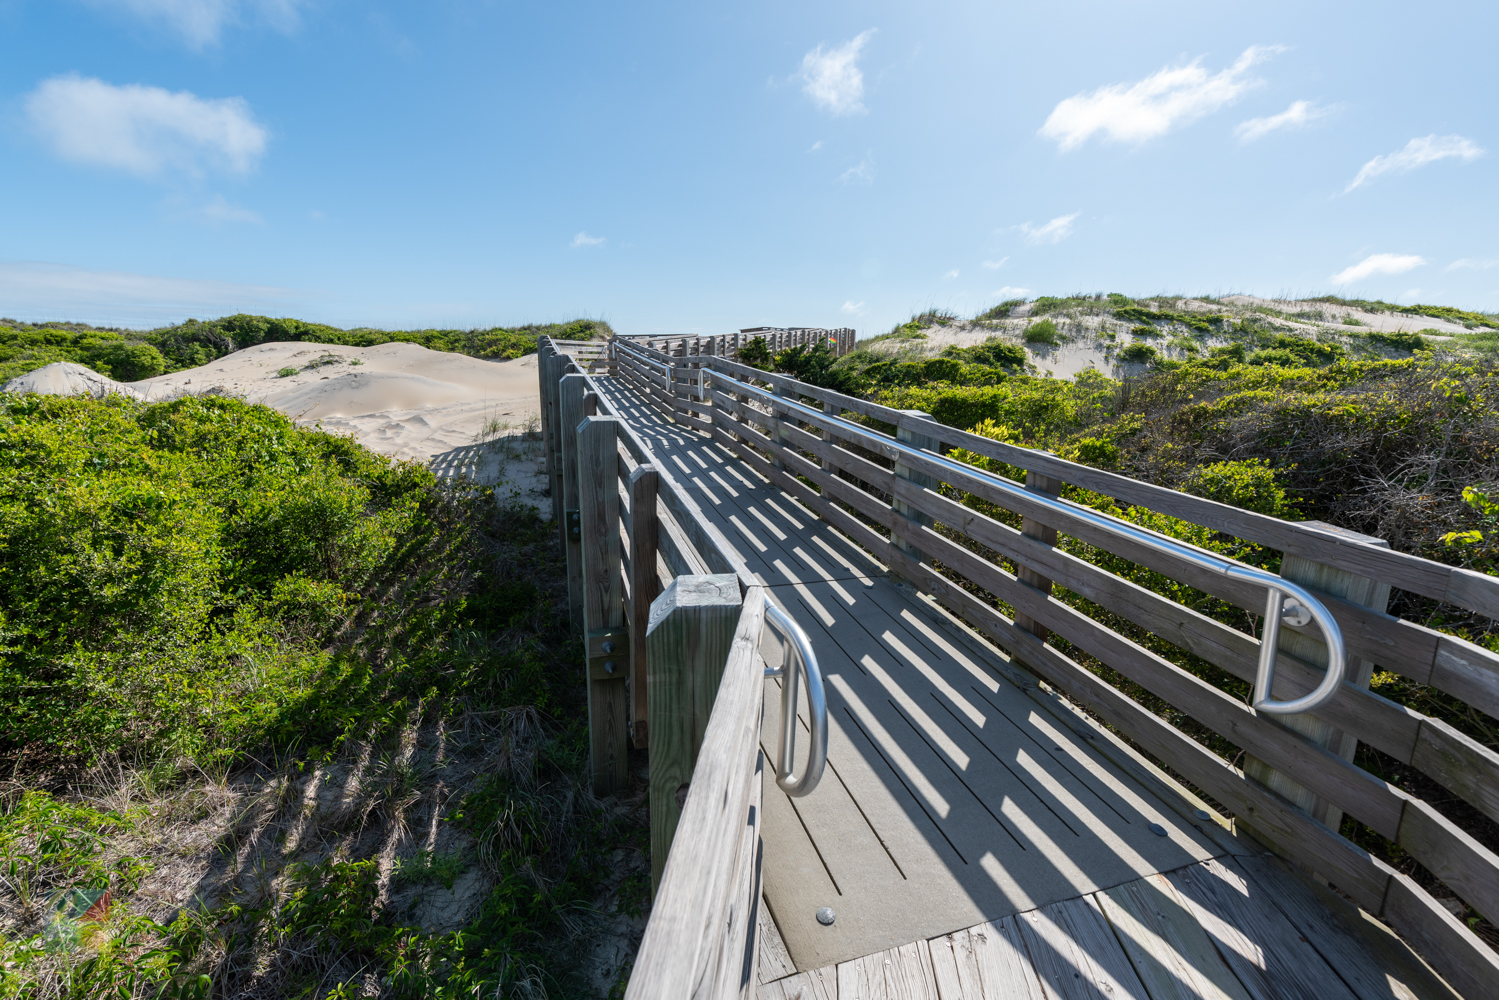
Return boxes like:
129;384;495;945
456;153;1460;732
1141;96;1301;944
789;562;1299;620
0;391;634;996
0;315;612;384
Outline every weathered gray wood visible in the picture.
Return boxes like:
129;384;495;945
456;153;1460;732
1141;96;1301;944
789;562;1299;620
630;465;660;749
1234;854;1461;1000
1379;870;1499;1000
928;918;1049;1000
1096;872;1254;1000
627;588;766;1000
646;574;745;894
758;898;797;985
1166;858;1359;1000
1014;469;1063;641
1395;797;1499;926
758;967;836;1000
1244;521;1391;850
715;749;764;1000
1016;895;1150;1000
837;939;940;1000
560;373;589;632
578;415;628;795
892;412;938;585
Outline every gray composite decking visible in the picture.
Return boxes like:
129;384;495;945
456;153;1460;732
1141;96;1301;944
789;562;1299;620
594;376;1459;1000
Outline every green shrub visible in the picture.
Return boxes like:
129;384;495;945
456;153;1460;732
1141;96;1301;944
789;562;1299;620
1119;342;1159;364
975;299;1027;321
1025;319;1061;345
276;367;298;377
736;336;772;369
1130;325;1159;338
1180;459;1294;517
1368;330;1430;353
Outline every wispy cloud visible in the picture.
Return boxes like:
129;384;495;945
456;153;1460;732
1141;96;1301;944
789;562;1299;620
1331;252;1426;285
993;286;1031;299
1041;45;1281;150
840;300;865;316
838;154;875;185
943;269;960;281
83;0;307;49
808;140;824;152
25;74;267;177
1234;99;1333;143
0;260;300;326
1019;212;1080;245
981;258;1009;270
570;231;606;248
800;29;875;116
196;194;262;224
1345;135;1484;193
1449;258;1499;271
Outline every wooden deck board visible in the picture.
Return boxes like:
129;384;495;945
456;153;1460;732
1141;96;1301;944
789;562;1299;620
586;380;1465;1000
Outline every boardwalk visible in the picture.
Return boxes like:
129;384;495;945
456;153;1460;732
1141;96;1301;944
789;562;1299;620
593;374;1460;1000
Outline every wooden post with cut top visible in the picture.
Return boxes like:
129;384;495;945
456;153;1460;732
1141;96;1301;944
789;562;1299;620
577;414;629;795
1014;468;1065;640
646;573;743;896
1243;521;1391;870
559;373;588;631
629;464;660;749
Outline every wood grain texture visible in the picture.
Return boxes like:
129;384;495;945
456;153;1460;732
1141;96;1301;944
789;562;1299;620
1378;871;1499;1000
928;918;1048;1000
646;574;745;894
1166;858;1358;1000
1016;895;1150;1000
578;415;628;795
759;967;837;1000
758;898;798;985
1014;469;1062;641
560;373;589;632
627;589;767;1000
1096;873;1254;1000
1234;854;1461;1000
630;465;660;749
836;939;939;1000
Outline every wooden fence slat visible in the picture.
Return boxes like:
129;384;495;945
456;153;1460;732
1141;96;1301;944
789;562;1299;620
630;465;660;749
578;415;628;795
559;373;588;632
627;587;767;999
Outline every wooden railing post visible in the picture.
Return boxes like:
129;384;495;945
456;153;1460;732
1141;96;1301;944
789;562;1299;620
629;465;660;749
578;415;629;795
1243;521;1391;858
560;374;588;630
537;342;557;527
769;383;789;470
1014;468;1065;640
647;573;743;895
892;411;939;586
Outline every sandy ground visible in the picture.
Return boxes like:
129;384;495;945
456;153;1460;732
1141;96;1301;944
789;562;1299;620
5;342;552;515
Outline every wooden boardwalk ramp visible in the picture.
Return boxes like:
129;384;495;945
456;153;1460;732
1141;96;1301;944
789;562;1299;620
592;374;1462;1000
539;335;1499;1000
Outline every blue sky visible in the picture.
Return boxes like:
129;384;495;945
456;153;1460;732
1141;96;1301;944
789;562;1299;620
0;1;1494;335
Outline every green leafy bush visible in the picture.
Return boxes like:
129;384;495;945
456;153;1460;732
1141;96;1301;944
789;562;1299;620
1025;319;1061;345
1180;458;1294;517
1368;329;1431;353
1119;342;1159;364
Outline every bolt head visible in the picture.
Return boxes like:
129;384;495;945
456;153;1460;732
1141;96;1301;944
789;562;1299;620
602;640;616;654
816;906;836;926
604;660;617;674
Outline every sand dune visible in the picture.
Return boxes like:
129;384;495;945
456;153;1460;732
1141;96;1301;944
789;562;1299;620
4;341;551;512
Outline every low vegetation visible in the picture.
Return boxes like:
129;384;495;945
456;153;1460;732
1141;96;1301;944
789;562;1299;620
0;392;643;997
0;315;612;385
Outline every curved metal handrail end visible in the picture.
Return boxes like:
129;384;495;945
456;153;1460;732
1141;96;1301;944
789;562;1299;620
763;600;828;797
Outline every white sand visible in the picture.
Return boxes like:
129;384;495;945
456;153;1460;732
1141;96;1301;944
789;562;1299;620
5;342;552;514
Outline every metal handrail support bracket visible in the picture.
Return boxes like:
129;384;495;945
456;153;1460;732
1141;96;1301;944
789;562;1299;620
761;599;828;796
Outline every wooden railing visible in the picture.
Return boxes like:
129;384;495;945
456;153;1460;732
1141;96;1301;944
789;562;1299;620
543;332;1499;998
700;354;1499;1000
537;337;769;999
614;326;855;359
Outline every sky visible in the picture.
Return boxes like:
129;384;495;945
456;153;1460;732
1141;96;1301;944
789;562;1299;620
0;1;1495;335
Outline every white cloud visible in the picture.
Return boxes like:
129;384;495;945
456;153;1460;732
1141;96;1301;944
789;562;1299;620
84;0;306;49
25;75;267;177
800;29;875;116
1234;99;1333;143
838;155;875;185
1449;258;1499;271
198;194;262;224
808;140;823;152
570;231;606;248
943;269;960;281
840;300;866;315
1019;212;1080;245
981;258;1009;270
1345;135;1484;193
1330;253;1426;285
993;286;1032;299
1040;45;1281;150
0;260;300;327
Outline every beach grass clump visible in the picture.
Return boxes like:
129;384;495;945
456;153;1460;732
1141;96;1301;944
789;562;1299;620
1024;319;1061;345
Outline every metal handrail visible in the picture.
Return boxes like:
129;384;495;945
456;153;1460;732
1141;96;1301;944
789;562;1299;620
761;599;828;796
710;369;1347;717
